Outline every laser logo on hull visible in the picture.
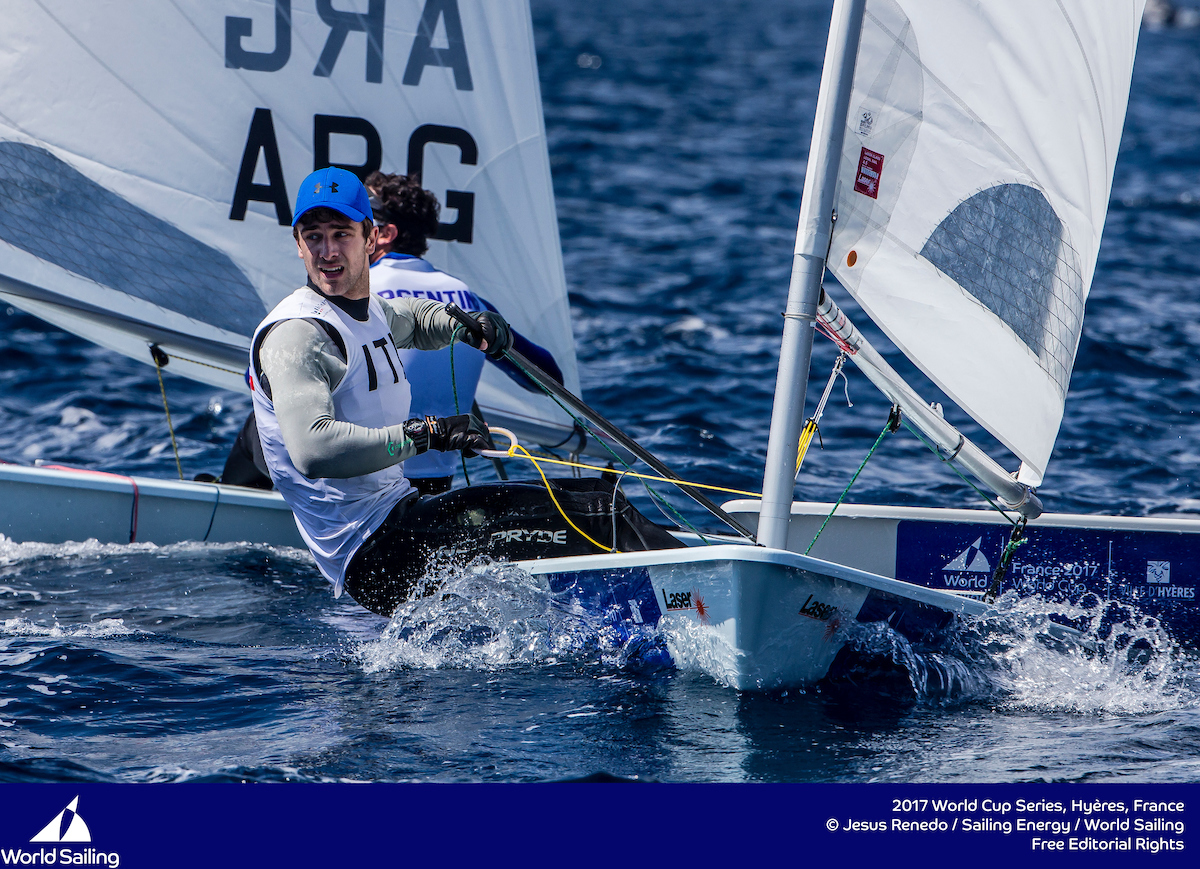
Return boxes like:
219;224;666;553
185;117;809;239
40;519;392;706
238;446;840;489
661;589;710;624
797;594;836;621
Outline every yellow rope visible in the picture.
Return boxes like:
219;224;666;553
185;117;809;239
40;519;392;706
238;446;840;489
795;418;819;473
510;445;613;552
151;351;184;481
500;445;762;499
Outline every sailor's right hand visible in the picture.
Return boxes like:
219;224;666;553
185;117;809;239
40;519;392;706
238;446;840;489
404;414;495;457
465;311;514;360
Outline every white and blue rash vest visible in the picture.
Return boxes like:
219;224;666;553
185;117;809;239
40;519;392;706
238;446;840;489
370;254;485;480
250;287;414;594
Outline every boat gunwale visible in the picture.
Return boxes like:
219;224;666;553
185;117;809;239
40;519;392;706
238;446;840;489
518;542;988;617
723;499;1200;533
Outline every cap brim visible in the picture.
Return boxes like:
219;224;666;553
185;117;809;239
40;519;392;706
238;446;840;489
292;203;371;227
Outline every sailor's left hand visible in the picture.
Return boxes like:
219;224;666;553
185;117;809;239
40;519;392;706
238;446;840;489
427;413;495;457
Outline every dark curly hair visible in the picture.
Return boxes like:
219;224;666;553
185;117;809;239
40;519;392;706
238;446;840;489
364;171;441;257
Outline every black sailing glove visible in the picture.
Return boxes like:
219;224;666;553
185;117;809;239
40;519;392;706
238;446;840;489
461;311;513;360
403;414;494;458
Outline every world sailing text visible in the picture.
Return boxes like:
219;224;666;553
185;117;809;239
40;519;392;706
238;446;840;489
0;850;119;867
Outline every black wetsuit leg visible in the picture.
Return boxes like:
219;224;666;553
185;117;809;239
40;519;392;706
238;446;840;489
409;476;454;496
221;412;274;490
341;479;684;616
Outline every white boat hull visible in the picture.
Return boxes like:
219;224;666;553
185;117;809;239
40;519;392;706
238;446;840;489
0;462;303;547
724;500;1200;645
0;465;984;689
7;463;1193;681
520;544;985;690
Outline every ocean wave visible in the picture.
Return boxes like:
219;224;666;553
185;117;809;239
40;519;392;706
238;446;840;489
0;616;140;639
0;535;313;567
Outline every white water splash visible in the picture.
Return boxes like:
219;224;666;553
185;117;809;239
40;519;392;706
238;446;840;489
832;617;997;703
355;558;665;674
972;592;1194;715
657;616;746;689
831;592;1197;713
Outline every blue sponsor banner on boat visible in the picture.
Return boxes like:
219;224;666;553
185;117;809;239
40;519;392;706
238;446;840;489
896;520;1200;641
0;782;1193;866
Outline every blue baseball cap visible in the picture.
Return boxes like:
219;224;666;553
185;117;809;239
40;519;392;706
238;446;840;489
292;167;373;226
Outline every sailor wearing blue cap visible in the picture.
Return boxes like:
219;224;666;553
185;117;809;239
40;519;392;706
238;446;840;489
247;167;512;611
240;169;681;615
292;165;375;224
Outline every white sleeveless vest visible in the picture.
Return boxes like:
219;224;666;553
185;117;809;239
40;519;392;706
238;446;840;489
250;287;414;594
369;254;485;480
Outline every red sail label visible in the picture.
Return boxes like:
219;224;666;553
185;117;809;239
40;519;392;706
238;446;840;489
854;147;885;199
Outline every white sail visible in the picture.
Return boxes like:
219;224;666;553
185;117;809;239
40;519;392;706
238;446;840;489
827;0;1144;485
0;1;578;442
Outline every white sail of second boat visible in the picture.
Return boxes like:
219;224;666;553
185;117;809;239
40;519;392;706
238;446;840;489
826;0;1144;486
0;0;578;446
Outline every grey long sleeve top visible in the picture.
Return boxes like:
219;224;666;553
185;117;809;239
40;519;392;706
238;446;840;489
257;296;461;479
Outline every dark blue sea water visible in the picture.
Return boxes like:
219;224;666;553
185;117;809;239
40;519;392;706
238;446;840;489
0;0;1198;783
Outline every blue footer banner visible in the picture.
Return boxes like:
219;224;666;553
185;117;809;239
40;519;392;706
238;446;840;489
0;782;1194;866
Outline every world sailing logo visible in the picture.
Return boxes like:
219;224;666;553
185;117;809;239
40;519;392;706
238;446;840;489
30;797;90;843
0;796;121;868
941;537;991;592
